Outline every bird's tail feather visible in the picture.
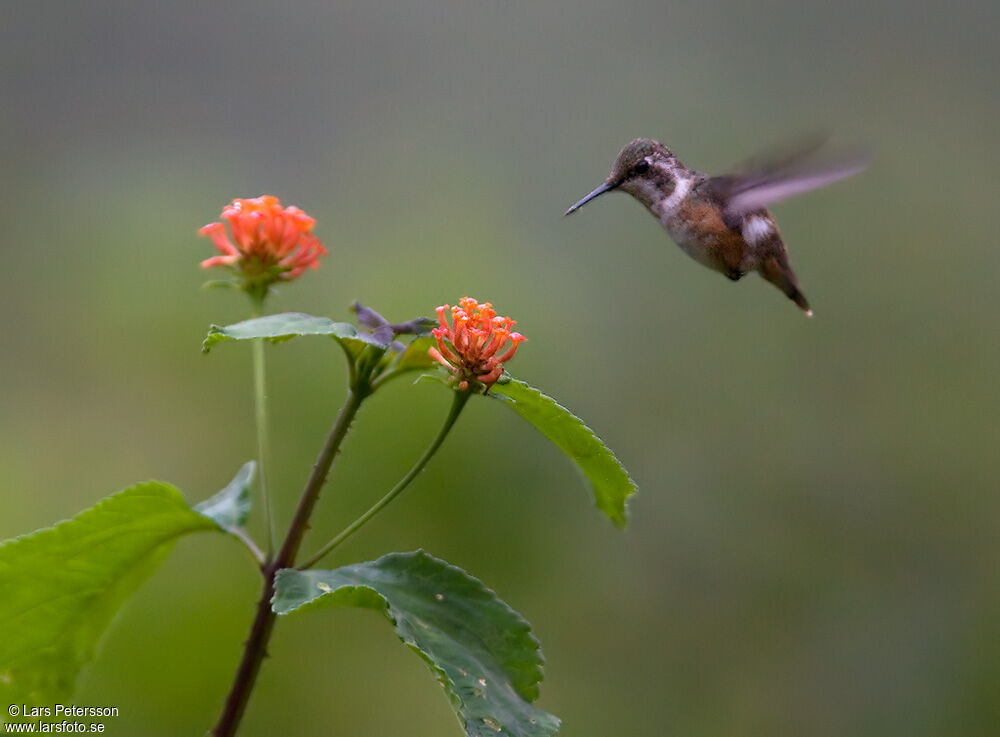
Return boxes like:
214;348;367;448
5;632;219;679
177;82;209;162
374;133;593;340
760;255;812;316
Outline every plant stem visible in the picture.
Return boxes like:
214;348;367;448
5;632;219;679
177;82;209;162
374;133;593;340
211;388;366;737
229;527;267;569
210;567;277;737
299;389;470;571
274;388;366;567
250;299;277;555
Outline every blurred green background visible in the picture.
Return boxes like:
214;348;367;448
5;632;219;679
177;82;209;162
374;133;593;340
2;2;998;735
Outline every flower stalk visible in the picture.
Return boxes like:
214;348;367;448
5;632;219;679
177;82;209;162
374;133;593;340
249;297;277;555
299;389;470;570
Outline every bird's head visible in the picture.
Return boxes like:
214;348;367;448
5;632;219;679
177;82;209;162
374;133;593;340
565;138;677;215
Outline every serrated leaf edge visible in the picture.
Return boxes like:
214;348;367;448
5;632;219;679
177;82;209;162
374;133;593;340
0;481;208;552
271;550;558;735
490;379;637;527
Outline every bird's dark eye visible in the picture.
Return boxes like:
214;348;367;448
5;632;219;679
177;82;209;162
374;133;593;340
633;159;650;174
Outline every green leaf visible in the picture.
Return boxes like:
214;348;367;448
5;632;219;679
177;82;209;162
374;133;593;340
273;551;560;737
392;336;438;371
202;313;386;356
195;461;255;530
489;378;636;527
379;336;439;383
0;482;218;707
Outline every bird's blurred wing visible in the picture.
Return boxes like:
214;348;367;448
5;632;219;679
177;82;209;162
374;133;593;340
728;132;831;176
706;141;867;220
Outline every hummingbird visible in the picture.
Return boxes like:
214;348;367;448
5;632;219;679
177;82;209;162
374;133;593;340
564;137;866;315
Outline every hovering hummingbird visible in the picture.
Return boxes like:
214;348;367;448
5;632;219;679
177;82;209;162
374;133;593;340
565;138;866;315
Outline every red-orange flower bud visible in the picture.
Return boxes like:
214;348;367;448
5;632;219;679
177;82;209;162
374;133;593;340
199;196;327;296
429;297;525;391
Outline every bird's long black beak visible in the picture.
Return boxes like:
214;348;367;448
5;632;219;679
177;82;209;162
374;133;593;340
564;182;616;216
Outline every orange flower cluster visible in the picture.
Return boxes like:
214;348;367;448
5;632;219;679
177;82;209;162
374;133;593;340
429;297;525;390
199;196;327;287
